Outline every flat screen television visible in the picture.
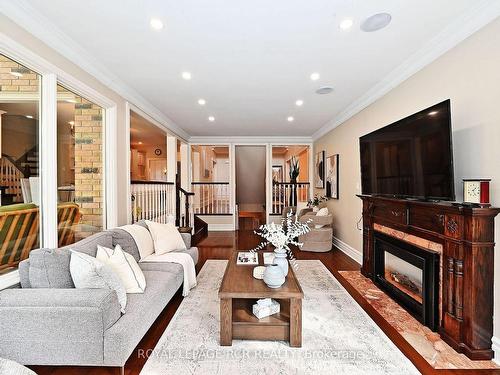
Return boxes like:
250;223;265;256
359;100;455;201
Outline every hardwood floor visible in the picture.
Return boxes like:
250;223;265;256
30;230;498;375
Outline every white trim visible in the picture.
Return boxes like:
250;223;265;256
190;136;313;144
332;236;362;265
310;0;500;140
207;223;236;231
0;0;189;141
104;106;118;229
0;270;20;290
125;103;132;224
492;336;500;364
40;73;58;248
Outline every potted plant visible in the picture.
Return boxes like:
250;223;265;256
307;195;327;212
252;210;310;278
289;156;300;183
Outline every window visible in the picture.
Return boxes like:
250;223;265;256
0;54;41;274
57;84;104;244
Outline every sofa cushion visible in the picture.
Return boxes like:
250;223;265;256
18;259;31;288
70;250;127;313
103;270;183;365
108;228;142;262
138;246;198;273
60;231;113;257
28;248;74;288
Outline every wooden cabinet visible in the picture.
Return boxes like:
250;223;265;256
358;195;500;360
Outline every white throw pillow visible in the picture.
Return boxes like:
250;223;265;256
69;250;127;313
119;224;155;259
96;244;146;294
315;207;329;229
145;220;187;255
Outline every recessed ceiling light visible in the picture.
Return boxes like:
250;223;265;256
68;121;75;125
428;111;438;116
182;71;192;80
10;71;23;77
25;115;33;119
198;99;206;105
361;13;392;32
138;141;143;145
316;86;334;95
208;116;215;122
287;116;294;122
295;100;304;107
310;73;320;81
339;18;354;30
150;18;164;30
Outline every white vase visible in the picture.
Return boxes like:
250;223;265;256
273;248;289;276
263;264;285;288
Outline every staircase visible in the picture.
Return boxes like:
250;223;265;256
192;215;208;246
19;147;39;177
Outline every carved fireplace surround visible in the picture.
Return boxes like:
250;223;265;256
358;194;500;360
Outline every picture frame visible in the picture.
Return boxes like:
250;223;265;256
272;165;283;183
326;154;339;199
314;150;325;189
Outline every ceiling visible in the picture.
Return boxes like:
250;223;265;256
5;0;496;138
130;111;167;146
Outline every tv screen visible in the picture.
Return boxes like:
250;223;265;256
360;100;454;201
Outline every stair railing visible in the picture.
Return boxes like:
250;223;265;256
0;155;25;203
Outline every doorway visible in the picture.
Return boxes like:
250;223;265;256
235;145;266;230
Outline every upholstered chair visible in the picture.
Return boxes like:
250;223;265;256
298;211;333;252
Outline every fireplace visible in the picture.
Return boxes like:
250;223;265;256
373;232;440;330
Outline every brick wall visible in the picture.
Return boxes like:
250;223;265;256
0;54;39;93
73;95;103;240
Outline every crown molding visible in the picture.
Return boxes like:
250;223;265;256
189;135;313;144
312;0;500;140
2;1;498;142
0;0;190;140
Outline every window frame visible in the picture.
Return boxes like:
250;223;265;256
0;33;118;288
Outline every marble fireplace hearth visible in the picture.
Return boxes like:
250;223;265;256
338;271;499;370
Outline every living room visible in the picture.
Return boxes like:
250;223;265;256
1;1;500;374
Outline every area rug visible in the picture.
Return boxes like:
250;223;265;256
140;260;419;374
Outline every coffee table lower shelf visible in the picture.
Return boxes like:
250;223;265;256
220;297;302;347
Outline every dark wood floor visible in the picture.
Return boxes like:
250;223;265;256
30;231;499;375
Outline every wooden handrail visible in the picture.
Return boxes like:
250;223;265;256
131;180;174;185
191;182;229;185
273;182;310;185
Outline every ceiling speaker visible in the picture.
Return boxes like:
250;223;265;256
361;13;392;32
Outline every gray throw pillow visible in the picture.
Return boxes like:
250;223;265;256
69;250;127;313
29;248;74;288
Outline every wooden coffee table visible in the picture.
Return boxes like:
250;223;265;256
218;252;304;347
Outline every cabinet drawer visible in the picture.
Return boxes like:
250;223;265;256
409;206;445;234
372;201;407;225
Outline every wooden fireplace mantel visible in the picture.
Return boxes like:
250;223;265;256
358;194;500;360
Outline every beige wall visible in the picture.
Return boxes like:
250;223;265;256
0;14;130;225
314;18;500;336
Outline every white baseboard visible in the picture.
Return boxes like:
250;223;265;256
492;336;500;364
208;223;235;231
332;236;362;264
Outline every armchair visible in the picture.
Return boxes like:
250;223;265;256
298;211;333;252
